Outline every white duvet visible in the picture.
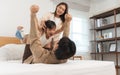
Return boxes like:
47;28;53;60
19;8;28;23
0;44;25;61
0;60;116;75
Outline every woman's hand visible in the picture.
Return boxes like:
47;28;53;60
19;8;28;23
65;14;72;22
30;5;39;13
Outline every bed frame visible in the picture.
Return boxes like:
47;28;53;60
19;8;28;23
0;36;21;47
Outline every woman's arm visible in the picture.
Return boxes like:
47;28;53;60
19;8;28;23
54;26;64;35
54;14;72;35
63;13;72;37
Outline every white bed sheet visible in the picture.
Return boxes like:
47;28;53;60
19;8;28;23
0;60;116;75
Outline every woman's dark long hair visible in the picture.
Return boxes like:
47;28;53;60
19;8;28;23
54;2;68;23
55;37;76;60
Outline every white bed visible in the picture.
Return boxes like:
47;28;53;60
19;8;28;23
0;36;116;75
0;60;116;75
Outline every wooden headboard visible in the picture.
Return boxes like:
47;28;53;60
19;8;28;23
0;36;21;47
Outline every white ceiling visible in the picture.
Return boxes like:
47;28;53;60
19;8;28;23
51;0;91;12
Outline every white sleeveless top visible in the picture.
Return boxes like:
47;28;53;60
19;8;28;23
41;12;63;41
40;33;53;47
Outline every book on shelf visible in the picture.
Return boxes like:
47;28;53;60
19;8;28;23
97;43;102;53
96;19;102;27
96;18;107;27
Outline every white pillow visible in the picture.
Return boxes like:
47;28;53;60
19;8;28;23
0;44;25;61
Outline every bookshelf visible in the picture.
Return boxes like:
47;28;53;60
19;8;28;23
90;7;120;75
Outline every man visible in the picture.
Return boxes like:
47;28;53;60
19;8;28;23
23;5;76;64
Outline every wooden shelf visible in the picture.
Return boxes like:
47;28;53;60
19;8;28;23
90;37;120;42
97;37;120;42
91;52;120;54
97;37;115;42
95;22;120;31
90;7;120;19
116;65;120;69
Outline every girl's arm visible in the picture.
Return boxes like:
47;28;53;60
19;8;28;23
38;12;51;31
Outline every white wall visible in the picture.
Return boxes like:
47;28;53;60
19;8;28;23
52;0;90;12
89;0;120;17
69;9;91;60
0;0;54;36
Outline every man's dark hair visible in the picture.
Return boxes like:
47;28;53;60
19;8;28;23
45;20;56;29
55;37;76;60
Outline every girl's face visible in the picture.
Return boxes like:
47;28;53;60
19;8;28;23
46;27;56;38
56;4;66;17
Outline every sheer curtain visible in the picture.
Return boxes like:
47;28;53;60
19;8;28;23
69;15;90;54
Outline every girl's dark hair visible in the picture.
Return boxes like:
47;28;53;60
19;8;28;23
45;20;56;29
54;2;68;23
55;37;76;60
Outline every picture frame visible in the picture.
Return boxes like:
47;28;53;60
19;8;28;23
109;43;116;52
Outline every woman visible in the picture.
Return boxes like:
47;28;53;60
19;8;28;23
40;2;72;41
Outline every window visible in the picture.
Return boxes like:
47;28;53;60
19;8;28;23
70;17;90;53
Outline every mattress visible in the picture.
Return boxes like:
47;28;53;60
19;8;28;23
0;60;116;75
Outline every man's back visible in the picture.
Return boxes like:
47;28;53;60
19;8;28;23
23;48;67;64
